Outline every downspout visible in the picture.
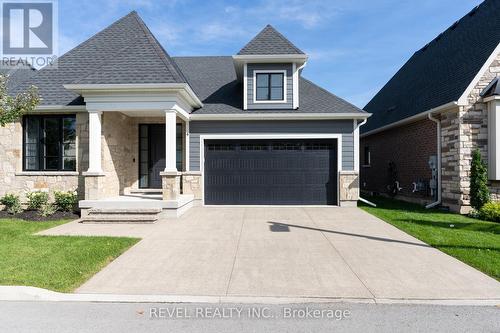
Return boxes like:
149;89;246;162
356;119;377;207
426;113;442;209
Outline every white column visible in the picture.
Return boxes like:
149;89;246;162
164;110;177;172
87;111;103;173
185;121;190;171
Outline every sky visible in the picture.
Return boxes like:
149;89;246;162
55;0;484;108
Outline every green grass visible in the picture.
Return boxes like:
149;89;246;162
359;197;500;281
0;218;139;292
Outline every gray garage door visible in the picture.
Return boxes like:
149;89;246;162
204;139;338;205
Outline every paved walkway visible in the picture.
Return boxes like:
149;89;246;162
40;207;500;300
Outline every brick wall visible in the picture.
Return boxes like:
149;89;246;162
360;118;437;202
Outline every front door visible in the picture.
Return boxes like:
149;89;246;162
139;124;165;189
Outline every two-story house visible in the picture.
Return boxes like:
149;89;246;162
2;11;369;220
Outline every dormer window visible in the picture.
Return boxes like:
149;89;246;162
254;70;286;103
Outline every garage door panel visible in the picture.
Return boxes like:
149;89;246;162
204;139;337;205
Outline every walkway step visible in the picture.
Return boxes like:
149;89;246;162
88;208;162;215
81;214;158;224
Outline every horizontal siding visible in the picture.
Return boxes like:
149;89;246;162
189;120;355;171
247;63;293;110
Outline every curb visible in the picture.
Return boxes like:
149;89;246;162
1;286;499;306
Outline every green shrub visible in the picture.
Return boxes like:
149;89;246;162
54;190;78;212
39;203;57;217
26;191;49;210
0;193;22;214
479;201;500;223
470;149;490;210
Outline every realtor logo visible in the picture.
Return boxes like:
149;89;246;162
1;0;57;68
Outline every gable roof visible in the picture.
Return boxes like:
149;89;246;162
237;25;304;55
11;11;186;105
363;0;500;134
173;56;364;114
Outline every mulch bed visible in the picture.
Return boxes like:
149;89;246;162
0;210;80;222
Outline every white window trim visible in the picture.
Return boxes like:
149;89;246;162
199;133;342;206
252;70;287;104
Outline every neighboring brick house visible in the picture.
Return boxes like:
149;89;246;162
361;0;500;213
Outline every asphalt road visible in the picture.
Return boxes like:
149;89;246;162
0;301;499;332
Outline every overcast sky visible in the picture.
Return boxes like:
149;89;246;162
56;0;484;107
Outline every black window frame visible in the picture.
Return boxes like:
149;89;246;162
22;115;77;172
255;72;285;101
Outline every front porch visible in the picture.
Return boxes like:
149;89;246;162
63;83;205;220
78;110;202;220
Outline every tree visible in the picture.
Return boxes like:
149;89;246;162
0;74;39;127
470;149;490;210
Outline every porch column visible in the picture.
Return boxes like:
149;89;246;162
83;110;105;200
87;110;103;173
164;110;177;172
161;110;181;200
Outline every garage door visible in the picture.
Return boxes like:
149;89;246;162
204;139;338;205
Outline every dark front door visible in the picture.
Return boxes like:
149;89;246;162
139;124;165;189
204;139;338;205
149;125;165;188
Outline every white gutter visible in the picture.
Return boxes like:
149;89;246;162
426;113;442;209
189;112;371;121
355;118;377;207
361;101;458;138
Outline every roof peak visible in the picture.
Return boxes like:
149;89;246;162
237;24;304;56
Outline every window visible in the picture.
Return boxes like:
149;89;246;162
23;115;76;171
256;73;284;101
176;123;183;171
363;146;371;166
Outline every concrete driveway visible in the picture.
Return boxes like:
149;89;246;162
41;207;500;300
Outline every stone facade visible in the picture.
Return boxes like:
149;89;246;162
441;52;500;213
161;172;181;200
339;171;359;206
0;113;88;202
182;172;202;199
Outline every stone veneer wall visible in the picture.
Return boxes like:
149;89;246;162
182;172;202;199
0;112;88;202
441;52;500;213
339;171;359;206
100;112;134;197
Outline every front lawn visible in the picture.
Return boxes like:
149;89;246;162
359;197;500;281
0;218;139;292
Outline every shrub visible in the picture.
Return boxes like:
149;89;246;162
54;190;78;212
0;193;22;214
26;191;49;211
479;201;500;223
470;149;490;210
39;203;57;217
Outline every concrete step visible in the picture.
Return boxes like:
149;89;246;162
88;208;162;215
81;214;158;224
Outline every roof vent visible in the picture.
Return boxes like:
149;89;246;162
386;105;397;113
480;78;500;97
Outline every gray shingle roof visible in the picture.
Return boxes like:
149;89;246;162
10;12;362;115
173;56;364;114
11;11;186;105
1;61;36;90
363;0;500;134
237;25;304;55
